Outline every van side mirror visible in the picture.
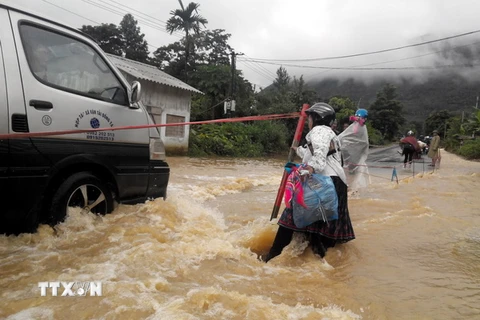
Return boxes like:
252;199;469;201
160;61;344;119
131;81;142;105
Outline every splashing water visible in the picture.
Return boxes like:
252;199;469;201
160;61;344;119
1;153;479;319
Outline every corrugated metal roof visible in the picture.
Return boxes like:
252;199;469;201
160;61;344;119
106;54;203;94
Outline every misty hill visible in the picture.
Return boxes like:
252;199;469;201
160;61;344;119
308;72;480;122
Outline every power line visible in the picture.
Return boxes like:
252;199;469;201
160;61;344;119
238;63;274;84
98;0;184;37
102;0;175;28
243;54;276;78
242;60;275;79
237;53;277;83
81;0;182;39
238;61;274;81
42;0;100;24
361;41;480;67
197;98;229;115
82;0;130;20
242;61;275;81
304;39;480;79
42;0;165;50
82;0;181;38
238;58;480;71
246;28;480;62
237;60;276;82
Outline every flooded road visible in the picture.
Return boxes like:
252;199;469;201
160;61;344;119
1;148;479;319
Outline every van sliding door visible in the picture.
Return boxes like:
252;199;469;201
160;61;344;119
0;10;12;233
0;40;9;216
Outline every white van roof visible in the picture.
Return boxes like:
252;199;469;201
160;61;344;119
0;1;96;42
2;1;204;96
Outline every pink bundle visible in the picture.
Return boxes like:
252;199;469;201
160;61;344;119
284;164;308;208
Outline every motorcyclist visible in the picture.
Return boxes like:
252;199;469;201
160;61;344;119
400;130;420;168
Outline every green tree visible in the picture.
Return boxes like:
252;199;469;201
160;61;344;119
462;108;480;137
195;29;231;65
369;84;406;140
166;1;208;82
268;66;296;114
401;120;424;137
152;25;255;121
254;68;322;143
232;71;255;117
273;66;290;94
152;29;231;79
336;108;355;129
425;110;452;137
190;65;231;120
328;96;355;129
443;112;480;159
254;67;296;115
190;65;254;120
152;41;185;78
366;121;384;145
80;23;123;55
254;89;275;114
119;14;149;63
291;75;317;106
328;96;355;111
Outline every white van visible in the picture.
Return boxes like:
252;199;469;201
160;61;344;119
0;4;170;235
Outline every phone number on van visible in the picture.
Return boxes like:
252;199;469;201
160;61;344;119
86;131;115;141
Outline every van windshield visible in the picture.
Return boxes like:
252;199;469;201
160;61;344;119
20;24;127;105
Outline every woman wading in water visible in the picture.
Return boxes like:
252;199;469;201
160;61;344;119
262;103;355;262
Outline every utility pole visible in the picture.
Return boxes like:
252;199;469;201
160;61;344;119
225;50;244;117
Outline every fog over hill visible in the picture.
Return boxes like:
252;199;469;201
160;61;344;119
305;37;480;122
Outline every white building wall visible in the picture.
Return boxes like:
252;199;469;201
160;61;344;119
122;72;192;154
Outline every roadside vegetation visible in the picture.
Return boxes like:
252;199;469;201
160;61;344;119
440;108;480;159
188;121;288;157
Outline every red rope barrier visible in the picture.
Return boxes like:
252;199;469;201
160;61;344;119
270;104;309;221
0;112;299;140
347;158;429;170
349;163;396;169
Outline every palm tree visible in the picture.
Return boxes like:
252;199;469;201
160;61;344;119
166;1;208;82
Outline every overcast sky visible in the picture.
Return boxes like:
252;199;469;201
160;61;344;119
5;0;480;88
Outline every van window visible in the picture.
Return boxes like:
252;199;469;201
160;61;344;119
19;24;127;105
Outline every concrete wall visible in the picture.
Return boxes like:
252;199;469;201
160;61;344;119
122;72;191;155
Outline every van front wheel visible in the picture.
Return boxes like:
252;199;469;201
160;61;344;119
50;172;114;224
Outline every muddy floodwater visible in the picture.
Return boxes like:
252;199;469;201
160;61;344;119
1;149;479;319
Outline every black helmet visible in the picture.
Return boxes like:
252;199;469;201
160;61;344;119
305;102;336;127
